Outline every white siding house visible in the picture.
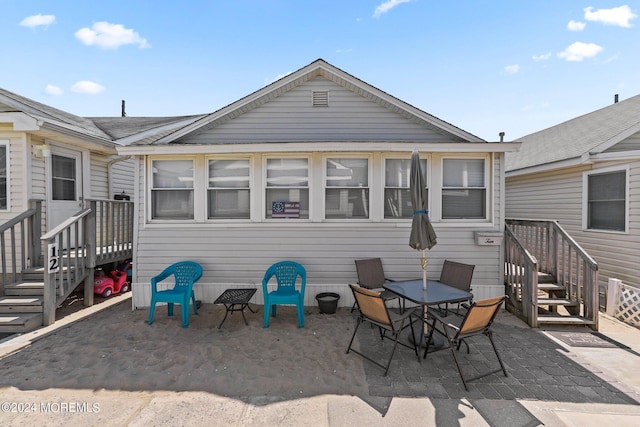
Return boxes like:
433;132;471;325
118;59;520;309
0;88;202;273
505;94;640;292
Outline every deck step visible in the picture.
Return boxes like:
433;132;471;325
0;312;43;333
4;281;45;296
537;314;595;325
0;296;44;313
537;283;565;292
538;298;579;307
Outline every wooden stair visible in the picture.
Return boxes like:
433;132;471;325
535;272;594;327
0;273;45;334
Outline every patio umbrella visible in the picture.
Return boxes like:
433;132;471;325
409;150;437;290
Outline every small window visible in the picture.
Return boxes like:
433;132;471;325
384;158;427;218
51;154;76;201
0;142;7;210
208;159;250;219
265;158;309;219
325;157;369;219
442;158;486;219
587;170;626;231
151;159;194;220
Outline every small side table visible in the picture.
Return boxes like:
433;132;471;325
214;288;257;329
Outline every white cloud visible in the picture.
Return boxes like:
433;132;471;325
44;84;63;96
75;22;150;49
584;5;637;28
373;0;412;18
557;42;603;61
19;14;55;29
567;20;586;31
504;64;520;74
532;52;552;61
71;81;105;94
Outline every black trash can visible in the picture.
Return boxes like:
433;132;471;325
316;292;340;314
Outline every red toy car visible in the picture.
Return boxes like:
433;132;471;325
93;261;131;298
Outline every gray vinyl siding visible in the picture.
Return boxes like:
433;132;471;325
506;161;640;291
131;153;505;309
604;131;640;152
183;78;452;145
110;157;135;199
90;154;110;200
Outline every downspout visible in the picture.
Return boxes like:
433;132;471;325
106;155;132;199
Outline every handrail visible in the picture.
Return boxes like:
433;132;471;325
40;208;91;240
1;200;42;285
0;208;37;232
504;225;538;327
505;218;598;329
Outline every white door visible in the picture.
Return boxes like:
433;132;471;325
47;146;84;231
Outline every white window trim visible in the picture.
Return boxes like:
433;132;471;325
205;154;254;222
322;153;372;221
0;140;9;211
582;165;629;234
263;154;311;221
147;155;199;223
381;154;430;221
439;154;491;223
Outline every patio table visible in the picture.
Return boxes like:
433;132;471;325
383;279;473;350
213;288;257;329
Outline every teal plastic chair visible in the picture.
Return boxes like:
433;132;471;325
147;261;203;328
262;261;306;328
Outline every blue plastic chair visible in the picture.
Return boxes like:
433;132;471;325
262;261;306;328
147;261;203;328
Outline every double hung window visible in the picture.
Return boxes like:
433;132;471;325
384;158;427;218
265;157;308;219
151;159;194;220
325;157;369;219
442;158;486;219
586;169;627;232
208;159;250;219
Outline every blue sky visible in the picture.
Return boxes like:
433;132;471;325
2;1;639;141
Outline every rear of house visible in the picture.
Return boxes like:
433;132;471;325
118;59;519;309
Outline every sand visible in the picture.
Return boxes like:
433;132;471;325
0;299;369;400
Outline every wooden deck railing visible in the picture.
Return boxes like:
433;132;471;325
0;200;42;286
505;219;599;329
0;199;134;326
504;224;538;327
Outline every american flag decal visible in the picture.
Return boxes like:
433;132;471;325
272;201;300;218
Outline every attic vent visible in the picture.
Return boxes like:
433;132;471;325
312;91;329;107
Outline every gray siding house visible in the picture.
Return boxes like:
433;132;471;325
505;94;640;292
117;59;520;309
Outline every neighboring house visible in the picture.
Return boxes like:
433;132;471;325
505;94;640;292
0;87;203;272
117;59;520;309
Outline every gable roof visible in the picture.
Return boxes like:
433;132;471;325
0;87;204;147
506;94;640;173
142;58;485;146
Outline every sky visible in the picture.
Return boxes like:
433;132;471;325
1;1;639;141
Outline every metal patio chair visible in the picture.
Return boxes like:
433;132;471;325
424;295;509;390
346;284;419;376
438;260;475;315
351;258;400;312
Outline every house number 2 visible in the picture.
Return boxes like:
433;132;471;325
48;243;60;273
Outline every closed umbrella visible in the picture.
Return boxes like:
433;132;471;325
409;150;437;290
